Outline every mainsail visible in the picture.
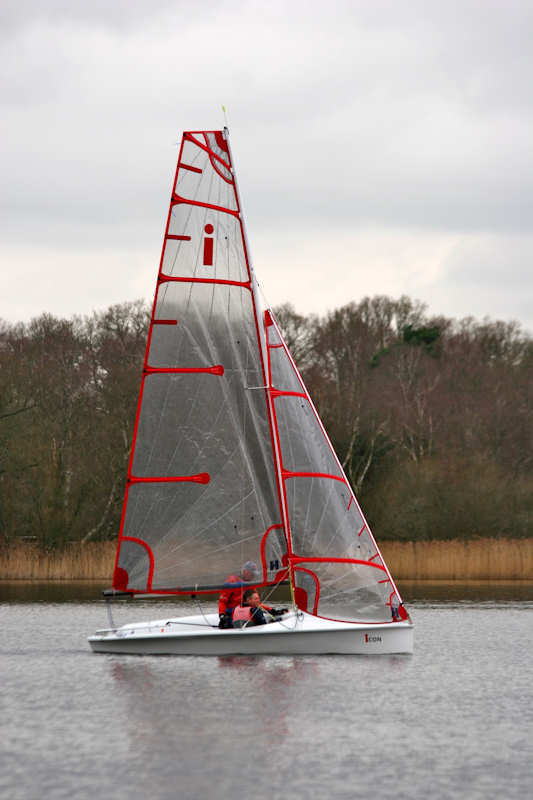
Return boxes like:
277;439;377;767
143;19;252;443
112;128;402;623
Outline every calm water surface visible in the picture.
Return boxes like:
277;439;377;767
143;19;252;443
1;583;531;800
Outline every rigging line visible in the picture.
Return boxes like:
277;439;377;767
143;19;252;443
161;619;216;629
259;565;297;616
194;595;218;627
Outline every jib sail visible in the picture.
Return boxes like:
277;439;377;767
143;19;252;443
264;311;401;622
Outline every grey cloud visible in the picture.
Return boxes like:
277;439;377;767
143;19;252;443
2;0;533;329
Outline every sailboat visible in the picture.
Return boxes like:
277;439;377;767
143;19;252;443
88;128;413;655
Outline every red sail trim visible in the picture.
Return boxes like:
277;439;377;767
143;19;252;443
143;365;224;376
311;614;399;626
153;319;177;325
171;193;239;218
204;133;233;184
128;473;210;485
166;234;191;241
282;469;347;484
271;389;307;399
291;556;387;573
112;131;189;593
213;131;229;154
184;133;232;172
293;565;320;614
158;274;252;290
118;536;155;592
259;523;285;582
178;162;202;174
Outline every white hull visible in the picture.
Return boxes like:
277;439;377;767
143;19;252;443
88;611;413;655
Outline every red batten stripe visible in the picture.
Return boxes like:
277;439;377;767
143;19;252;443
271;389;307;399
358;524;366;537
153;319;177;325
166;234;191;241
120;535;155;590
291;556;387;572
171;193;239;218
282;470;347;483
158;274;251;290
144;365;224;376
179;162;202;174
259;523;285;582
128;473;210;485
293;565;320;615
368;553;380;562
379;578;391;584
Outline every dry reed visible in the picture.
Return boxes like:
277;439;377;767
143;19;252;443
380;538;533;580
0;542;116;581
0;539;532;581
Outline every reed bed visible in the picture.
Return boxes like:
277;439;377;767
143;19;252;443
380;538;533;580
0;538;531;581
0;542;116;581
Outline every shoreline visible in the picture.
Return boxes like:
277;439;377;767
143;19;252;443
0;538;532;581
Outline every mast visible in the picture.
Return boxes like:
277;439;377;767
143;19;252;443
224;128;296;598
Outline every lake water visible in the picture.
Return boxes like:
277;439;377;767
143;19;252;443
1;583;532;800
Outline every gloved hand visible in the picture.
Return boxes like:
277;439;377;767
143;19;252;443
218;613;232;629
270;608;288;616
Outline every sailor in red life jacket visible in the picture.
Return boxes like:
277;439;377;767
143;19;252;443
218;561;261;628
232;589;288;628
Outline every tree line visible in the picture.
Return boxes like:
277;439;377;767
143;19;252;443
1;296;532;550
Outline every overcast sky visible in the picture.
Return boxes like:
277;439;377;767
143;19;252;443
2;0;533;332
